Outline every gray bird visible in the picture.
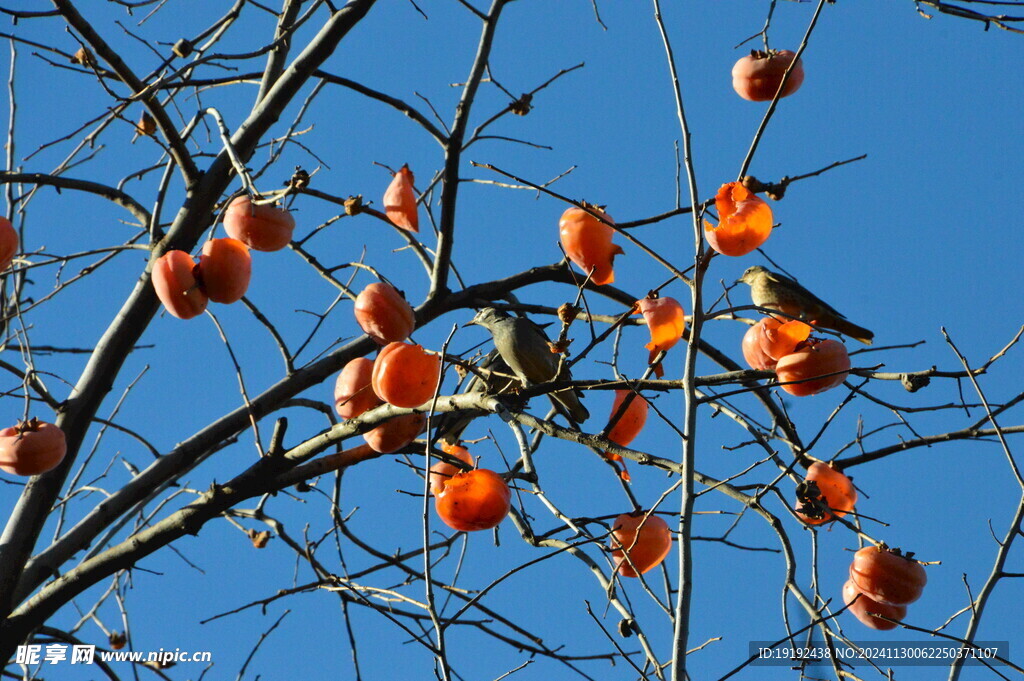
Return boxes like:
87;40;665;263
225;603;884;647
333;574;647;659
467;307;589;423
435;349;516;444
738;265;874;345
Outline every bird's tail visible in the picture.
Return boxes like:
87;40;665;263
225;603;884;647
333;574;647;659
550;388;590;424
821;317;874;345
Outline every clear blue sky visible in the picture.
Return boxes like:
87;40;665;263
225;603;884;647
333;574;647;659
1;1;1022;680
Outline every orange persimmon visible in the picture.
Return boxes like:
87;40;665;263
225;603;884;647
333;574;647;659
198;238;251;304
603;390;649;482
371;342;441;408
0;216;18;272
732;49;804;102
843;580;905;631
636;296;685;377
559;205;623;286
795;461;857;525
0;419;67;476
334;357;384;419
610;512;672;578
775;338;850;396
742;320;776;371
223;195;295;252
435;468;511;531
353;282;416;345
429;442;474;495
742;317;812;371
363;412;425;454
703;182;773;257
849;546;927;607
383;164;418;232
152;250;208;320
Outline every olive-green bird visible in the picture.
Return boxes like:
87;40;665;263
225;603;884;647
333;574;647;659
468;307;590;423
738;265;874;345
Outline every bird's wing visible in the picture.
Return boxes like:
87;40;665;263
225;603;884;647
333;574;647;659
507;318;560;384
766;269;849;320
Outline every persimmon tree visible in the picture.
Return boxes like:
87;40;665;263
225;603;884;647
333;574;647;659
0;1;1022;680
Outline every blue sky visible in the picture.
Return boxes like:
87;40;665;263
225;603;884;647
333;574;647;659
1;1;1023;680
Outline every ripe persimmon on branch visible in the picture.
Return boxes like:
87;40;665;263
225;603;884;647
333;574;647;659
0;2;1021;680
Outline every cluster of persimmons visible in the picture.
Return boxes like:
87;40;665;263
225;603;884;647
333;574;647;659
1;52;926;612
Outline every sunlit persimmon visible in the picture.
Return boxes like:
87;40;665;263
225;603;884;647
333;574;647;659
703;182;773;257
732;49;804;102
606;390;648;447
383;164;418;232
603;390;649;482
334;357;383;418
0;216;19;272
152;250;208;320
850;546;927;606
0;418;67;476
775;338;850;396
843;580;905;631
742;319;776;371
559;205;623;286
223;195;295;252
198;238;251;304
429;443;474;495
610;512;672;578
742;317;813;371
371;342;441;408
363;412;425;454
636;296;685;377
354;282;416;345
760;318;812;360
796;461;857;525
435;468;511;531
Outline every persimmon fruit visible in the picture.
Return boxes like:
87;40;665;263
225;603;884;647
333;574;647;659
602;390;649;482
849;546;927;606
843;580;906;631
152;250;208;320
732;49;804;102
198;238;251;304
354;282;416;345
429;443;474;495
0;216;18;272
0;419;67;476
223;195;295;252
559;205;623;286
363;412;425;454
742;319;777;371
383;164;418;232
796;461;857;525
775;338;851;396
611;512;672;578
606;390;649;448
703;182;773;257
435;468;511;531
636;296;685;377
334;357;383;419
371;342;441;408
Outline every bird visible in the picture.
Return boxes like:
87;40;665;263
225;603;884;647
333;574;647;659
467;307;590;423
737;265;874;345
435;349;516;444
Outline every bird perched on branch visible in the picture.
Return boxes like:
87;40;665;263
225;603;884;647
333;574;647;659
436;349;516;444
738;265;874;345
467;307;590;423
